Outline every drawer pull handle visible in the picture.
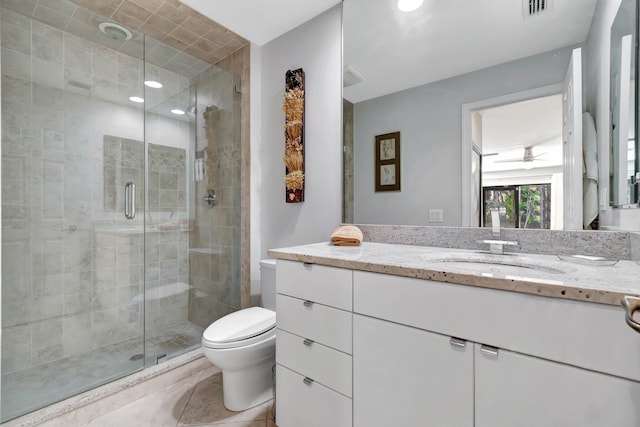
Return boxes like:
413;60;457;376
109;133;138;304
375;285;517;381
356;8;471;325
622;296;640;334
303;300;314;308
303;262;313;268
480;345;499;358
303;339;314;347
450;337;466;349
303;377;314;386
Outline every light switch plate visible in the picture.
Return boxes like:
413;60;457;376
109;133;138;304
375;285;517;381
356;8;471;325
429;209;443;223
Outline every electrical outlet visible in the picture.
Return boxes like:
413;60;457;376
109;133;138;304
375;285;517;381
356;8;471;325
429;209;443;223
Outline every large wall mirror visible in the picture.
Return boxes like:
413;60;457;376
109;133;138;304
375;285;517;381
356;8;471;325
343;0;639;231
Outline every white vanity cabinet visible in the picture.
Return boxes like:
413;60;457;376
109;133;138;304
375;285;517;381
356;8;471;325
274;259;640;427
353;270;640;427
275;260;353;427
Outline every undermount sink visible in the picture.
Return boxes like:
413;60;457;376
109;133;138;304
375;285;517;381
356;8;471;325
431;255;565;275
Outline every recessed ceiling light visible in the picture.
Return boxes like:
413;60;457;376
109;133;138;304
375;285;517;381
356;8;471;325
171;109;185;115
397;0;423;12
129;96;144;103
144;80;163;89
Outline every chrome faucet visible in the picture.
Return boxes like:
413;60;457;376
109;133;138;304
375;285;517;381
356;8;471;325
477;206;518;254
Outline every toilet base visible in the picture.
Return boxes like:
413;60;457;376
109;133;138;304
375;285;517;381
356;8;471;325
221;359;275;411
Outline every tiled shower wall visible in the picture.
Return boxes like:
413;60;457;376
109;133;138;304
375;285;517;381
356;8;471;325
0;6;191;373
214;44;251;308
187;65;242;327
145;143;190;331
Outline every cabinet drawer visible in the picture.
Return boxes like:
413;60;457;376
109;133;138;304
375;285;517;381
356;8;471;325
277;260;352;310
354;270;640;382
276;329;352;397
276;364;352;427
277;294;352;354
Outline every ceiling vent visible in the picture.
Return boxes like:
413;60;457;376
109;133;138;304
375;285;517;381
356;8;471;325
523;0;552;18
343;66;365;88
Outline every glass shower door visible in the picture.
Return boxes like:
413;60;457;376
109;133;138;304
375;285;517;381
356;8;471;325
0;2;146;420
143;37;201;366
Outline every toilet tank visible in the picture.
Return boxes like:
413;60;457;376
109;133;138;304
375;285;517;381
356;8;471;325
259;259;277;311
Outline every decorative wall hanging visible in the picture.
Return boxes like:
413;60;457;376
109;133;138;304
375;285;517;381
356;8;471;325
283;68;305;203
375;132;401;192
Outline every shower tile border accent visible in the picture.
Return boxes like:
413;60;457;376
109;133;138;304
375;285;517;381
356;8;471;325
2;349;206;427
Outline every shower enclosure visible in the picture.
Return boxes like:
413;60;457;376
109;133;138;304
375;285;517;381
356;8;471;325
0;0;243;421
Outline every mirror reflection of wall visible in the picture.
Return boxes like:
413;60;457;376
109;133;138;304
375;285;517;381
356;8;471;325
343;0;639;230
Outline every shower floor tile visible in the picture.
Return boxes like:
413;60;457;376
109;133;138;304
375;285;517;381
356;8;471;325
145;321;205;365
1;321;205;422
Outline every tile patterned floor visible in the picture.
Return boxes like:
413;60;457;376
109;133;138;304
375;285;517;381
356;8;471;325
83;366;276;427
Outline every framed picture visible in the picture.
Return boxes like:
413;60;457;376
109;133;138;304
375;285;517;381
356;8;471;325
375;132;401;191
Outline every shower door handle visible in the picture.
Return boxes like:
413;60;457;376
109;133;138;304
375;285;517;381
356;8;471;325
124;182;136;219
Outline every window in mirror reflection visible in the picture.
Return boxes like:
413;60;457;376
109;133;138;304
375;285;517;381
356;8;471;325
483;185;552;229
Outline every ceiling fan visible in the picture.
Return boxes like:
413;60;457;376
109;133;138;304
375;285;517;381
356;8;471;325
493;146;548;169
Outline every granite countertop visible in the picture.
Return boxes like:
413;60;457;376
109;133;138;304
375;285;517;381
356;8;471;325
268;242;640;306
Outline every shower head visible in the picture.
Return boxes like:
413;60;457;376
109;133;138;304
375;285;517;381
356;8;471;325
203;104;219;115
99;22;133;41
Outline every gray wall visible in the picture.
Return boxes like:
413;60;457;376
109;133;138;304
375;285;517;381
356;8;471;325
255;5;343;261
352;46;576;226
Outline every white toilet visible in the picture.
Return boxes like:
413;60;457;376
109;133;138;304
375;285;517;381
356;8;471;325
202;259;277;411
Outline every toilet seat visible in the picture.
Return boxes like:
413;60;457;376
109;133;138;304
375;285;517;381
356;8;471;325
202;307;276;350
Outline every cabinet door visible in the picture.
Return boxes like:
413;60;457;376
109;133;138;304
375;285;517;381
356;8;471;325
475;344;640;427
353;315;473;427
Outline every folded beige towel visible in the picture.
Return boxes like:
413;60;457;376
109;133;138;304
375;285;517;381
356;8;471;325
330;225;363;246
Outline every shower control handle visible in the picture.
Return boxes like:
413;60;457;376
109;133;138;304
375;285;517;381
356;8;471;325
203;190;216;208
124;182;136;220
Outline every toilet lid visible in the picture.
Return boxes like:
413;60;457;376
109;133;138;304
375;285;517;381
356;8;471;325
203;307;276;345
